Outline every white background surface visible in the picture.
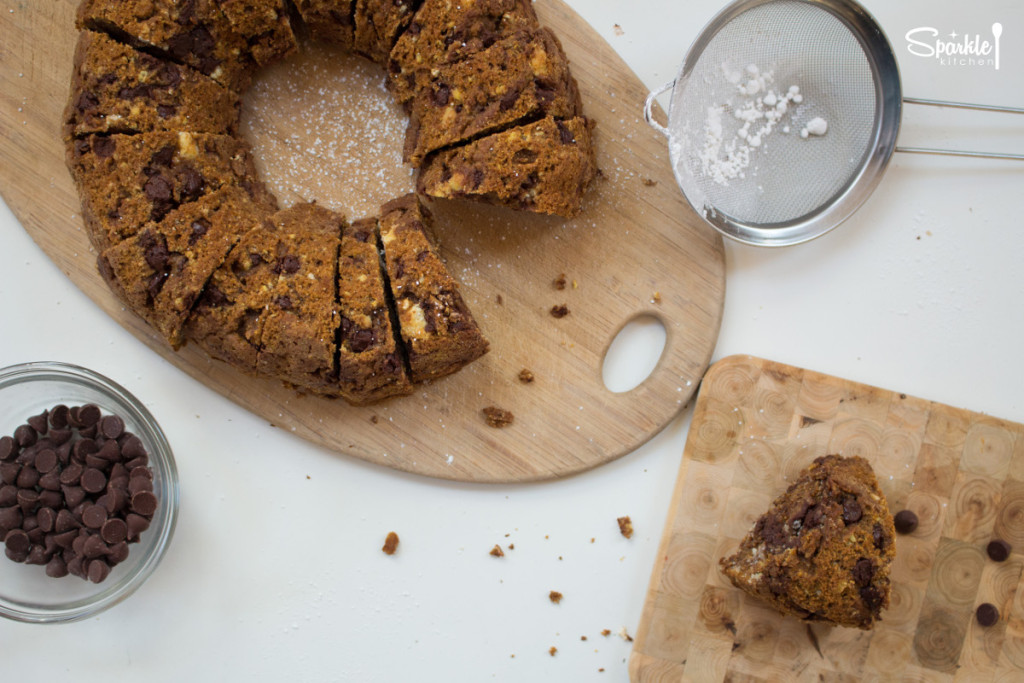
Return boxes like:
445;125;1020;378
1;0;1023;680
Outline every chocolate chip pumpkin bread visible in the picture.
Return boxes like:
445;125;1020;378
336;218;413;404
255;203;344;396
417;115;596;217
218;0;298;66
64;30;240;141
387;0;539;107
98;186;267;348
68;131;276;252
378;194;488;382
352;0;422;64
403;27;581;165
76;0;256;93
719;454;896;630
292;0;357;50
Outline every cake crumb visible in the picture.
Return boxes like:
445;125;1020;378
550;304;570;318
601;629;611;637
370;415;379;424
617;516;634;539
613;24;624;36
553;273;567;290
642;177;657;186
490;544;505;557
518;368;535;383
382;531;399;555
549;590;563;604
483;406;514;428
618;626;634;642
495;294;504;305
549;646;558;656
652;291;662;304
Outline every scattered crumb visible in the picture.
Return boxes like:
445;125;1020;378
553;273;567;290
617;516;634;539
598;668;605;673
518;368;535;384
382;531;399;555
613;23;624;36
590;537;595;543
642;177;657;186
482;406;514;428
618;626;634;642
581;635;588;641
495;294;503;305
549;590;563;604
572;279;578;289
508;543;515;550
549;646;558;657
652;291;661;304
490;544;505;557
601;629;612;637
370;415;379;424
550;304;570;318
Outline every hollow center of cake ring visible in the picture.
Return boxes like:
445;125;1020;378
240;40;415;220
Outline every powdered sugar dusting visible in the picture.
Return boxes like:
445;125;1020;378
241;43;415;220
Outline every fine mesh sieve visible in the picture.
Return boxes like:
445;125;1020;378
644;0;1023;246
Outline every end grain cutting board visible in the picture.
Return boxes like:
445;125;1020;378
0;0;725;482
631;355;1024;681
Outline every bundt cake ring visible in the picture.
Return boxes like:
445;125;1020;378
63;0;597;405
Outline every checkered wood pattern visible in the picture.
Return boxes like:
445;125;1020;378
631;355;1024;682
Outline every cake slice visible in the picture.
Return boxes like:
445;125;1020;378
719;454;896;630
98;186;267;348
64;30;241;141
417;115;596;217
377;194;488;383
403;27;581;165
218;0;298;66
255;203;343;396
68;131;276;252
386;0;538;107
292;0;357;50
352;0;422;65
76;0;256;93
335;218;413;404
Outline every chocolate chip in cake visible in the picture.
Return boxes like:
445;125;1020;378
976;602;1000;627
987;539;1011;562
893;509;918;535
842;497;863;525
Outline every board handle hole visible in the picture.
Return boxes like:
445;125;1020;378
602;315;667;393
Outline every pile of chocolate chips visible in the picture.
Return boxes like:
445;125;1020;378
0;404;157;583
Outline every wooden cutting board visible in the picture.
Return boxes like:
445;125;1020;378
630;355;1024;681
0;0;725;482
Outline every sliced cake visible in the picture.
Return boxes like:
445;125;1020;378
218;0;298;66
255;203;343;396
403;27;581;165
68;131;276;252
352;0;422;65
76;0;256;93
719;454;896;630
98;186;267;348
336;217;413;404
386;0;539;107
64;30;241;140
377;194;488;383
417;115;596;217
292;0;356;50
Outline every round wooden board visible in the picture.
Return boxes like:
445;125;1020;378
0;0;725;483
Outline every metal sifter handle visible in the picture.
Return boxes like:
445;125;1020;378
644;80;676;138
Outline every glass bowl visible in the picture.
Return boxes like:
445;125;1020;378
0;362;178;623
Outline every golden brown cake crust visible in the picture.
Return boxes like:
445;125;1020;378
719;454;897;630
403;27;581;165
417;115;596;217
378;194;488;383
76;0;256;93
218;0;298;66
68;131;276;253
98;186;266;348
64;30;240;141
387;0;539;106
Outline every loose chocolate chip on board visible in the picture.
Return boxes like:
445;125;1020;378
987;539;1012;562
976;603;1000;627
894;509;919;535
550;304;570;318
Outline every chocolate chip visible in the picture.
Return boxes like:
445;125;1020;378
99;415;125;440
274;254;301;274
512;149;537;165
431;83;451;106
180;166;205;202
100;518;128;544
92;136;116;159
156;104;178;119
976;602;1000;627
499;87;520;111
188;217;210;246
859;585;884;611
87;558;111;584
45;556;68;578
556;120;576;144
130;491;158;517
27;411;49;435
80;467;107;494
14;424;37;448
273;295;293;310
894;509;918;534
144;173;173;202
348;328;376;353
34;448;58;473
82;504;108;529
852;558;874;586
842;498;863;525
987;539;1011;562
78;405;102;428
5;528;30;555
0;436;16;461
49;405;69;429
